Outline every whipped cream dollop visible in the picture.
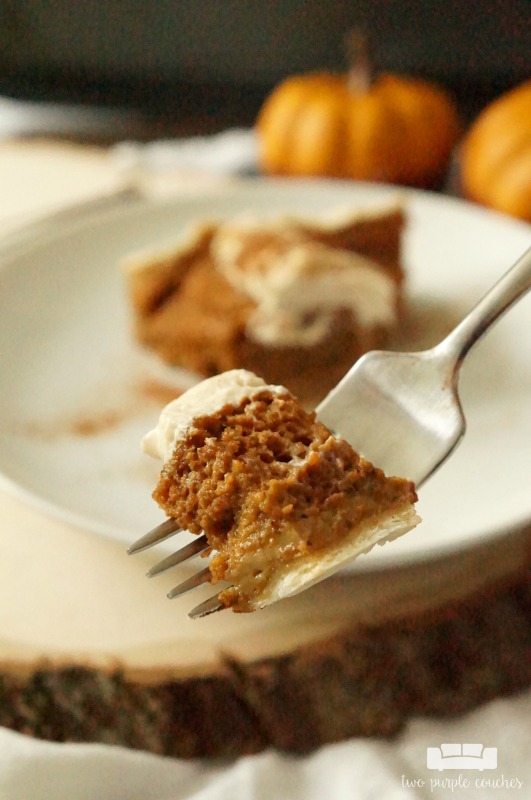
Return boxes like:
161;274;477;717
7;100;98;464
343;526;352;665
142;369;288;463
213;223;397;346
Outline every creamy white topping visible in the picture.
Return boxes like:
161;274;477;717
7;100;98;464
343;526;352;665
213;228;397;346
121;220;217;274
142;369;287;462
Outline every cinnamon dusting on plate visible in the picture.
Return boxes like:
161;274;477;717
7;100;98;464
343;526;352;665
14;378;186;442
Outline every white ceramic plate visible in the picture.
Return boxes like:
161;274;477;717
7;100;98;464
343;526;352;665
0;178;530;569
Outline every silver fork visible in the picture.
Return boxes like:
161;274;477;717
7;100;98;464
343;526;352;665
129;246;531;618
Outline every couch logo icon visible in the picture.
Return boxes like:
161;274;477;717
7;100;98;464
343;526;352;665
427;743;497;771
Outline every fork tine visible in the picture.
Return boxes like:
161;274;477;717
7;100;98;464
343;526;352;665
147;535;209;577
188;592;226;619
167;566;212;599
128;518;182;555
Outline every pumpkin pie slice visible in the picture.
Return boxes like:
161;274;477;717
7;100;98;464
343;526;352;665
124;202;406;403
142;369;420;612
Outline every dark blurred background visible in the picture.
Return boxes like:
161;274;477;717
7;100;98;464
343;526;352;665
0;0;529;138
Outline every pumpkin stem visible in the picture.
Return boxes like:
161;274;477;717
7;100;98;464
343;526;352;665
345;30;372;92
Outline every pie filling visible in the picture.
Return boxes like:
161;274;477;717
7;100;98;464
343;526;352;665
143;370;420;612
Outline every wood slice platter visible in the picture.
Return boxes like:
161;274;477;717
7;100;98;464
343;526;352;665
0;489;529;759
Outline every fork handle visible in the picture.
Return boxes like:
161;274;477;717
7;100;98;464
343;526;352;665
436;246;531;370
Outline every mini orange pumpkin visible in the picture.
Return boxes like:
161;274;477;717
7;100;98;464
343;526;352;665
460;80;531;221
257;41;460;188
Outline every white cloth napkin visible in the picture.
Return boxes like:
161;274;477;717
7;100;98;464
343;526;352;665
1;692;529;799
110;128;258;177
